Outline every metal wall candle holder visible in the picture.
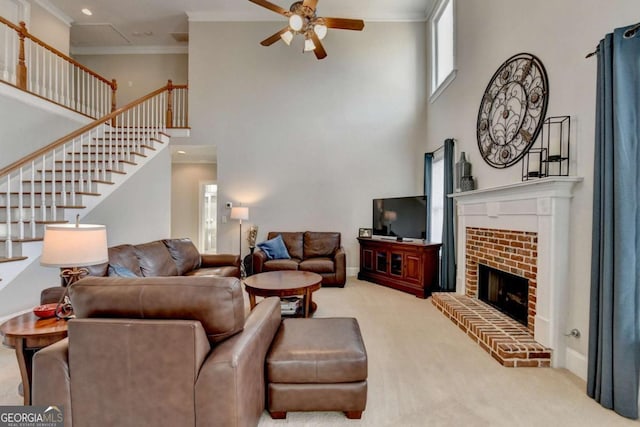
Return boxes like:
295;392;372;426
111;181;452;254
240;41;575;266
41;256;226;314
522;148;547;180
541;116;570;176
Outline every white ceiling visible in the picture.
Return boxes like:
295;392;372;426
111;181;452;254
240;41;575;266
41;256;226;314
47;0;435;50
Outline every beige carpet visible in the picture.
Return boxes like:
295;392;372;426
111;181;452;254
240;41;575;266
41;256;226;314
1;278;638;426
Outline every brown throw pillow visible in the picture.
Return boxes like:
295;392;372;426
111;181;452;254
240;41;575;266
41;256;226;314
163;238;202;275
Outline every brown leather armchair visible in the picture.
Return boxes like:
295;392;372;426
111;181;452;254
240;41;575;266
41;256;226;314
32;276;281;427
253;232;346;287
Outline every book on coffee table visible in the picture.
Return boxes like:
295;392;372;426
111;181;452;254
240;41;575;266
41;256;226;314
280;297;302;316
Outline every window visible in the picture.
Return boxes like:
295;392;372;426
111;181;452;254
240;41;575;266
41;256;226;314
429;149;445;243
430;0;456;101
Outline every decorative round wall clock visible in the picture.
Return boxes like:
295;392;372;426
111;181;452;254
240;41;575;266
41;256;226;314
476;53;549;168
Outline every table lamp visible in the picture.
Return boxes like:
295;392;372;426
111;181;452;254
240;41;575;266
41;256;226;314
230;206;249;259
40;219;108;318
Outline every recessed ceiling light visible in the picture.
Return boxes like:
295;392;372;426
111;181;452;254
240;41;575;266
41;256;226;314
177;150;186;155
81;8;92;16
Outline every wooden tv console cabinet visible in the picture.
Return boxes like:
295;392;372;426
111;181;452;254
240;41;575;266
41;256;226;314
357;238;442;298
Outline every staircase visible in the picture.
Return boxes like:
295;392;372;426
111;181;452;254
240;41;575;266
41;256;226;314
0;82;185;287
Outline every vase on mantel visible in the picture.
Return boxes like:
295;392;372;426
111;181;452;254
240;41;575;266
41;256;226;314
456;152;473;192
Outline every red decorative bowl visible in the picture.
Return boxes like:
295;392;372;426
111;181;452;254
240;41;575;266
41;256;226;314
33;303;58;319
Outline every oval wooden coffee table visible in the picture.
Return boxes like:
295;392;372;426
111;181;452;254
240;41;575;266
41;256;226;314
244;271;322;318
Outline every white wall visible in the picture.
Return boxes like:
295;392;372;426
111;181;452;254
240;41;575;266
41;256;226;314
171;162;217;246
423;0;640;377
189;21;428;268
0;84;91;169
28;0;70;55
83;148;172;246
74;54;188;106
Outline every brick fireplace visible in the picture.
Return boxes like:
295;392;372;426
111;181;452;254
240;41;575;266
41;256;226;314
438;177;582;368
466;227;538;334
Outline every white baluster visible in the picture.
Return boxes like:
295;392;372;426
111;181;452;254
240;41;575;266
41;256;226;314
18;168;23;240
30;161;36;238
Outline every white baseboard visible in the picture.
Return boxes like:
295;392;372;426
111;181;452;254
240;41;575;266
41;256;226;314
565;347;588;380
347;267;359;277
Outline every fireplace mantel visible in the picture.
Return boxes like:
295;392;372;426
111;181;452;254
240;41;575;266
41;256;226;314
449;177;583;367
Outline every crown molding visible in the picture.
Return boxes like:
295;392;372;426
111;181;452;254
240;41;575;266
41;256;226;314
71;45;188;55
34;0;73;27
187;11;428;23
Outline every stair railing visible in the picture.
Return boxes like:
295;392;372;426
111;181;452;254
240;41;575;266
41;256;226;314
0;17;117;119
0;82;185;259
166;80;189;128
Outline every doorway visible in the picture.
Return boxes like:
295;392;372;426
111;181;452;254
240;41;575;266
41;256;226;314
200;183;217;253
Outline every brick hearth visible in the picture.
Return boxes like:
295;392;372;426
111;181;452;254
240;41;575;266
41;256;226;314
432;293;551;368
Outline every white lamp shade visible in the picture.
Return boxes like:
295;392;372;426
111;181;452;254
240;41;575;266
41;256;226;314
280;30;294;45
304;38;316;52
40;224;108;267
314;24;327;40
230;207;249;221
289;14;304;31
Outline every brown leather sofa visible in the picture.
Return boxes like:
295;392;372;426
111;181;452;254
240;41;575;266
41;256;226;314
32;276;281;427
86;237;240;278
253;232;346;287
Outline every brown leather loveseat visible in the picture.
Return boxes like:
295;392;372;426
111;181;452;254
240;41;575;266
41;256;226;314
87;237;240;278
253;232;346;287
32;276;281;427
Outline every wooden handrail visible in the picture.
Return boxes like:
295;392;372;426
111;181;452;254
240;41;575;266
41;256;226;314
0;16;114;88
0;84;171;178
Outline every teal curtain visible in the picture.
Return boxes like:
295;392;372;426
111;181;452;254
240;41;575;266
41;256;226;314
588;24;640;419
440;139;455;291
424;153;433;240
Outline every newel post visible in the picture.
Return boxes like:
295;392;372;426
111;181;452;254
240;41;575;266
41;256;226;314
166;79;174;128
110;79;117;126
16;22;28;90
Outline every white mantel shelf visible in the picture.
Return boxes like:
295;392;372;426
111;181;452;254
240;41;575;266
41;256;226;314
448;177;584;202
449;176;583;368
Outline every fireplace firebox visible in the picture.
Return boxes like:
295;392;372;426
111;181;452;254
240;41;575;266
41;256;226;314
478;264;529;326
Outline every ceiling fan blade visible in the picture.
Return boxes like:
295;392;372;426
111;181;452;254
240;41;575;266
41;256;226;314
248;0;289;16
311;32;327;60
303;0;319;10
260;27;289;46
323;17;365;31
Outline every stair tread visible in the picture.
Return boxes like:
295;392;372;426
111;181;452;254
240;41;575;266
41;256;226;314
54;159;137;166
86;143;156;151
9;191;100;196
67;151;146;158
39;169;126;175
22;179;114;185
0;256;28;264
0;205;86;209
7;220;67;224
0;238;42;243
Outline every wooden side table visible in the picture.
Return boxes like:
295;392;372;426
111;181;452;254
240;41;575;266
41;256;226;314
0;312;68;405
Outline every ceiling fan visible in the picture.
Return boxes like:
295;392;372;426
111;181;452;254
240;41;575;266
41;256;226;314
249;0;365;60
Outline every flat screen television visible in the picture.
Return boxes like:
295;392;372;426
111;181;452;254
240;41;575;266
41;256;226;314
372;196;427;240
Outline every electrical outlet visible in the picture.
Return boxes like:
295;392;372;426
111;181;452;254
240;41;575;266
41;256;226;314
222;215;227;223
225;202;233;209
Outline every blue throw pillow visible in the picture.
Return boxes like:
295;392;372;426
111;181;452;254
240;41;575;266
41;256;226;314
108;264;138;277
257;235;291;260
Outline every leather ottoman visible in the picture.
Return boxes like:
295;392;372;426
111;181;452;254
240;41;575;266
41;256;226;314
266;318;368;419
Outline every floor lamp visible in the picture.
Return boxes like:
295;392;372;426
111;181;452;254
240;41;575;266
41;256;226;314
230;206;249;259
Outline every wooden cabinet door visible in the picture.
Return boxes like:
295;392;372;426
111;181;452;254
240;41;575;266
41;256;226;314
362;248;374;271
404;253;423;284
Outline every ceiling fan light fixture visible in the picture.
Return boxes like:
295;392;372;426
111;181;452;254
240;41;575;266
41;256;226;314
313;23;327;40
304;37;316;52
280;30;294;45
289;14;304;31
